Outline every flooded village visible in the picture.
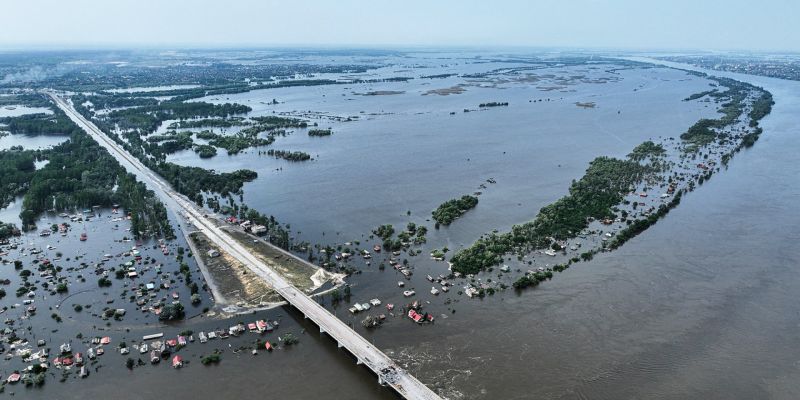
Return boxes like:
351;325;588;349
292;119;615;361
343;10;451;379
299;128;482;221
0;49;782;399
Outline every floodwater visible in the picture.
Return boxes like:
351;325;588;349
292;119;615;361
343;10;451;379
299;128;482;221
6;55;800;399
0;133;68;150
170;57;800;399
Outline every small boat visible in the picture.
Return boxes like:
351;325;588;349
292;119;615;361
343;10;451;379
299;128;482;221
150;350;160;364
139;343;148;354
87;347;95;359
80;233;87;241
172;355;183;368
373;245;381;252
403;290;415;297
386;303;394;311
60;343;71;354
427;275;434;282
198;332;208;343
397;281;405;287
441;285;449;293
79;366;89;378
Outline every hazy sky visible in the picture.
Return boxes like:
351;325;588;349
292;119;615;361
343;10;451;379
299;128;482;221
2;0;798;51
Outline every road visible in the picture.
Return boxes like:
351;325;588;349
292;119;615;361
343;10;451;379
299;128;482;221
48;92;443;400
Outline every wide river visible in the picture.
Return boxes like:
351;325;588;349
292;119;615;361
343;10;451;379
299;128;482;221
17;55;800;399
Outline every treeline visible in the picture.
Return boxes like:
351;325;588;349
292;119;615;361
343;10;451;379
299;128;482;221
432;195;478;226
450;156;650;274
308;129;332;137
479;102;509;108
0;147;40;208
683;89;717;101
168;118;247;129
1;110;82;136
101;100;251;134
0;221;20;240
628;141;666;161
19;132;174;238
607;192;682;249
266;149;311;161
155;163;257;206
748;92;774;127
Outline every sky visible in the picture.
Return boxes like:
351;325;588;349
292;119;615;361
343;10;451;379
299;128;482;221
1;0;798;52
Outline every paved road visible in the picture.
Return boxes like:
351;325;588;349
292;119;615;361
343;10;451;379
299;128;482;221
48;92;443;400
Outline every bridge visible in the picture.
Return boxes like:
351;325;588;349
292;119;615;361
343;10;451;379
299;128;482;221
48;92;443;400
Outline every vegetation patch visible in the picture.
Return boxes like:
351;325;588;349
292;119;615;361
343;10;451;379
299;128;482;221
432;195;479;226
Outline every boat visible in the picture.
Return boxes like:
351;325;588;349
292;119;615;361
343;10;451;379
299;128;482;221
80;233;87;241
139;343;148;354
79;366;89;378
373;245;381;252
441;285;449;292
431;287;439;295
369;298;381;306
172;355;183;368
403;290;415;297
256;320;267;333
397;281;405;287
426;275;434;282
386;303;394;311
198;332;208;343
